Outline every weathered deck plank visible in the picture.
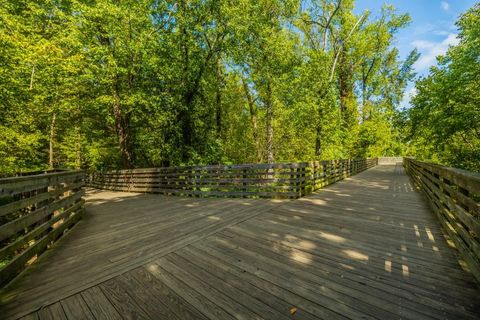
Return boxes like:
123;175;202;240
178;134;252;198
1;192;286;318
2;164;479;319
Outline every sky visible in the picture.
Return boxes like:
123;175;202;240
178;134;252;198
354;0;477;109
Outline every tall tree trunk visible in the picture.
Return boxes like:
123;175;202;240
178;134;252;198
179;0;192;162
265;82;274;164
242;79;261;162
338;51;353;116
215;60;223;138
338;52;357;137
49;113;56;169
215;91;222;138
112;86;133;168
315;86;328;158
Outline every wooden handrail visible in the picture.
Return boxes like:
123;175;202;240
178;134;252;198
0;171;85;287
88;158;378;199
404;158;480;282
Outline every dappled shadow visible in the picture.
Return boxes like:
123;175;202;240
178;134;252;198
0;188;285;318
145;164;480;319
4;164;480;319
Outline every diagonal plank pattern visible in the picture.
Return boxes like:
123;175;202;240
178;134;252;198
2;164;479;319
1;192;287;318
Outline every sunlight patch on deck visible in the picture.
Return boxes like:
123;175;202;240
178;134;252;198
414;224;421;237
318;232;346;243
343;249;369;261
290;251;312;264
302;199;327;205
385;260;392;272
425;227;435;242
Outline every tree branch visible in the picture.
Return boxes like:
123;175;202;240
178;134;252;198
323;0;342;49
329;13;366;82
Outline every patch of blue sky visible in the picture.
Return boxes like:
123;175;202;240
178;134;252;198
354;0;476;109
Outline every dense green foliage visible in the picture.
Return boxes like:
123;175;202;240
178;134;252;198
406;4;480;171
1;0;419;172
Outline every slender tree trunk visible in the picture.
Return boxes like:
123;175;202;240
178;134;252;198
215;60;223;138
49;113;56;168
178;0;195;162
315;95;324;158
265;82;274;164
315;86;328;158
215;91;222;138
315;125;322;158
251;113;260;161
338;51;353;116
361;80;367;122
29;65;35;90
242;79;261;162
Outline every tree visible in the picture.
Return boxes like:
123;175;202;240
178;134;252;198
407;4;480;171
0;0;421;172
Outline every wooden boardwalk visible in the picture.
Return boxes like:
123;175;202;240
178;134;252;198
1;164;479;319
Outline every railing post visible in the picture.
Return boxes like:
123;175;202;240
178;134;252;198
242;168;247;198
312;161;317;192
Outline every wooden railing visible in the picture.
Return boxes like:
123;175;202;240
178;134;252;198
89;158;377;199
0;171;85;286
307;158;377;193
404;158;480;282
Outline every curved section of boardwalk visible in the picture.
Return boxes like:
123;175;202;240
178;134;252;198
1;164;479;319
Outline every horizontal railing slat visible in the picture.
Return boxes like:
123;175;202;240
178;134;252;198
0;170;85;287
88;158;378;199
0;172;84;198
0;191;84;242
0;200;85;260
404;158;480;283
0;208;83;285
0;181;84;217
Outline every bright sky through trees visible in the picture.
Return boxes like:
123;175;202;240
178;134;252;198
355;0;478;108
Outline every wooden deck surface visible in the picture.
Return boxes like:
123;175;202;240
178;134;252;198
1;164;479;319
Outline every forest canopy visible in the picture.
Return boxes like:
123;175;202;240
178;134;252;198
0;0;477;173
